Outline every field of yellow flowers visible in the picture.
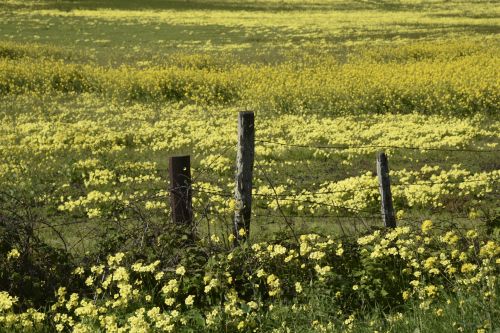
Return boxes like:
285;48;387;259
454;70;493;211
0;0;499;332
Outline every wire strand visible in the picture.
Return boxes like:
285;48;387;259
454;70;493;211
256;139;500;153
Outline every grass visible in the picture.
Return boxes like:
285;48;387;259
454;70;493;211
0;0;499;331
0;93;498;253
249;288;500;332
1;0;499;65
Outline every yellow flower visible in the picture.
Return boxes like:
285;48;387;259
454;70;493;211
85;276;94;286
162;279;179;295
309;251;325;260
204;278;219;293
73;267;85;276
466;230;478;239
175;266;186;276
247;301;258;309
210;234;221;243
421;220;433;233
460;263;477;273
107;252;125;266
267;274;280;296
0;291;17;311
424;257;437;270
251;243;261;252
314;265;331;276
185;295;195;306
424;285;438;297
112;267;129;281
6;249;20;260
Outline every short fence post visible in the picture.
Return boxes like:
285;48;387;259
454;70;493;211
377;152;396;228
169;155;193;231
234;111;255;244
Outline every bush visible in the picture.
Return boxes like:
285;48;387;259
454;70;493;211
1;222;498;332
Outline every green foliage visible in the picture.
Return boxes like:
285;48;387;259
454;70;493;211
0;0;499;331
0;212;77;309
1;223;499;331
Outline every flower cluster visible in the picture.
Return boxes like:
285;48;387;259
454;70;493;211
1;223;498;331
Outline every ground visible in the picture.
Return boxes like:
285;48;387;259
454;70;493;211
0;1;499;332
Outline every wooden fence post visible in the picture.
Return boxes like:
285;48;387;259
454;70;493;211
169;155;193;230
234;111;255;244
377;152;396;228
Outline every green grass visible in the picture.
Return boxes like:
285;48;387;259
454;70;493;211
250;288;500;332
0;0;499;331
1;0;499;65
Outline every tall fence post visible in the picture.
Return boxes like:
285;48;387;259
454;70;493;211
169;155;193;231
377;152;396;228
234;111;255;244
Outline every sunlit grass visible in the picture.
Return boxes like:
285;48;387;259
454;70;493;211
0;0;499;331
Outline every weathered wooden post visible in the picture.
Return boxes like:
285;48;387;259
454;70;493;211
377;152;396;228
234;111;255;244
169;155;193;229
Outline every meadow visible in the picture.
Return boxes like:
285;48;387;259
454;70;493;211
0;0;499;332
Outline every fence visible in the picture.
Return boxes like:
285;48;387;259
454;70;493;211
167;111;500;246
5;110;496;254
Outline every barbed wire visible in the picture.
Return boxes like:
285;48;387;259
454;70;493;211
256;139;500;153
250;212;381;219
192;143;237;183
190;176;498;200
254;160;301;242
2;133;498;252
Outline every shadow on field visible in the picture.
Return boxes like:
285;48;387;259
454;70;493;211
39;0;447;12
396;22;500;35
429;12;500;19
